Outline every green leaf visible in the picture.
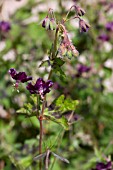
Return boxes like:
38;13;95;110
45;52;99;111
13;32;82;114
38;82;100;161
30;94;37;105
55;95;79;113
103;66;112;78
53;58;65;67
56;95;65;105
17;108;31;116
53;66;66;79
9;154;24;170
52;58;65;78
44;111;69;130
18;156;33;169
51;152;69;164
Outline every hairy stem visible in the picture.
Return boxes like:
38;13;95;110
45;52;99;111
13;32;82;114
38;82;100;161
38;27;59;170
39;117;43;170
39;119;43;154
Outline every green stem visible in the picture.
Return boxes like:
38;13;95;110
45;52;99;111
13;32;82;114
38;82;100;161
52;27;59;59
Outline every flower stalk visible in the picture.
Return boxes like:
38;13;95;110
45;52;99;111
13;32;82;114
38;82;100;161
38;26;59;170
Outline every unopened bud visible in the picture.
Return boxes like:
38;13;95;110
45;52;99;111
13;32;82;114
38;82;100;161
75;6;85;16
42;17;56;30
79;19;90;32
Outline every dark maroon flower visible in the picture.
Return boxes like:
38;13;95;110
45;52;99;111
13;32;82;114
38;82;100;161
0;21;11;32
106;22;113;31
26;78;53;98
9;68;32;84
79;19;90;32
98;33;110;41
92;161;112;170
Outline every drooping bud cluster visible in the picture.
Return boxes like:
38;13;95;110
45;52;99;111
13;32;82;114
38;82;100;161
79;19;90;33
74;5;85;16
59;24;79;58
41;9;56;31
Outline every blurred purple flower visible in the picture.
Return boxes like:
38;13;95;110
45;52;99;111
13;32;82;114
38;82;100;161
26;78;53;98
0;21;11;32
9;68;32;87
98;33;110;41
72;0;79;2
106;22;113;31
78;64;91;73
92;161;112;170
76;64;91;77
79;19;90;32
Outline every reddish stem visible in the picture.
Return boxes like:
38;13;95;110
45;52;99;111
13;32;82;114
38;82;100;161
39;116;43;170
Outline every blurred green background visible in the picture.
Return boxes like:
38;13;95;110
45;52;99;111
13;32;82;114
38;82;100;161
0;0;113;169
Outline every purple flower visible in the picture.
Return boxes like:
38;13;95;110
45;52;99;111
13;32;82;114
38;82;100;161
106;22;113;31
92;161;112;170
0;21;11;32
98;33;110;41
79;19;90;32
9;68;32;86
26;78;53;98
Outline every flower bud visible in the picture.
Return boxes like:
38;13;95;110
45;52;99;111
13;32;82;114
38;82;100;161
49;18;56;30
42;16;50;29
42;16;56;30
75;6;85;16
79;19;90;32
